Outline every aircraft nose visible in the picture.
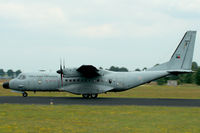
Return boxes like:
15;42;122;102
3;82;10;89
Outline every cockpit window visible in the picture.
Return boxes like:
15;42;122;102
18;74;26;80
18;75;22;79
17;74;21;79
21;75;26;80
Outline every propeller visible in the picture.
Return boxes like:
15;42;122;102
57;59;64;87
63;58;66;69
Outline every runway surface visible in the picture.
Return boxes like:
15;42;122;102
0;96;200;107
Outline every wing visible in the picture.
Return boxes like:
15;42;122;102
77;65;100;78
59;84;113;94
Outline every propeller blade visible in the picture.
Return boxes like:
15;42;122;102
63;58;66;69
57;59;64;87
61;73;63;87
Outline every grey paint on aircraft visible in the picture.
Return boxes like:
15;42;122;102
3;31;197;98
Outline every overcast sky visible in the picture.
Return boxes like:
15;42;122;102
0;0;200;72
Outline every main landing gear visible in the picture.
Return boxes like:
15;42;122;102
22;92;28;97
82;94;98;99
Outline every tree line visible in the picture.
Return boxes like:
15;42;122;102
0;69;22;78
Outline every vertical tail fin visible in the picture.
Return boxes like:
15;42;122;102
168;31;196;70
148;31;197;71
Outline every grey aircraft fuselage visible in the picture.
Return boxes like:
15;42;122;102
2;31;197;98
8;70;168;93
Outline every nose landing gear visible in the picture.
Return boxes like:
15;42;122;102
22;92;28;97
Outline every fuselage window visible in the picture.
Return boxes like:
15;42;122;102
97;79;100;82
77;79;80;82
69;80;72;82
109;80;112;84
65;79;68;82
73;79;76;82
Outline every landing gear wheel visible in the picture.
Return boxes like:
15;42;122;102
91;94;98;99
22;92;28;97
82;94;90;99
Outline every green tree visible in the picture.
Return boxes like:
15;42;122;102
0;69;5;77
157;78;167;85
177;62;198;84
16;70;22;77
119;67;129;72
142;67;147;71
184;74;193;83
192;62;198;71
195;68;200;85
109;66;128;72
7;69;14;78
135;68;141;71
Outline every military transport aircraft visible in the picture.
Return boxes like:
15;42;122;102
3;31;197;99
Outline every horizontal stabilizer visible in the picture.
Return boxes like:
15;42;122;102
167;70;193;75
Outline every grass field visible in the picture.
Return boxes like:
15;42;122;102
0;81;200;133
0;105;200;133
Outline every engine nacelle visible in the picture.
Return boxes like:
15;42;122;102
63;68;81;78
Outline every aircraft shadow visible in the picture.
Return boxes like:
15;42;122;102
1;96;200;107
